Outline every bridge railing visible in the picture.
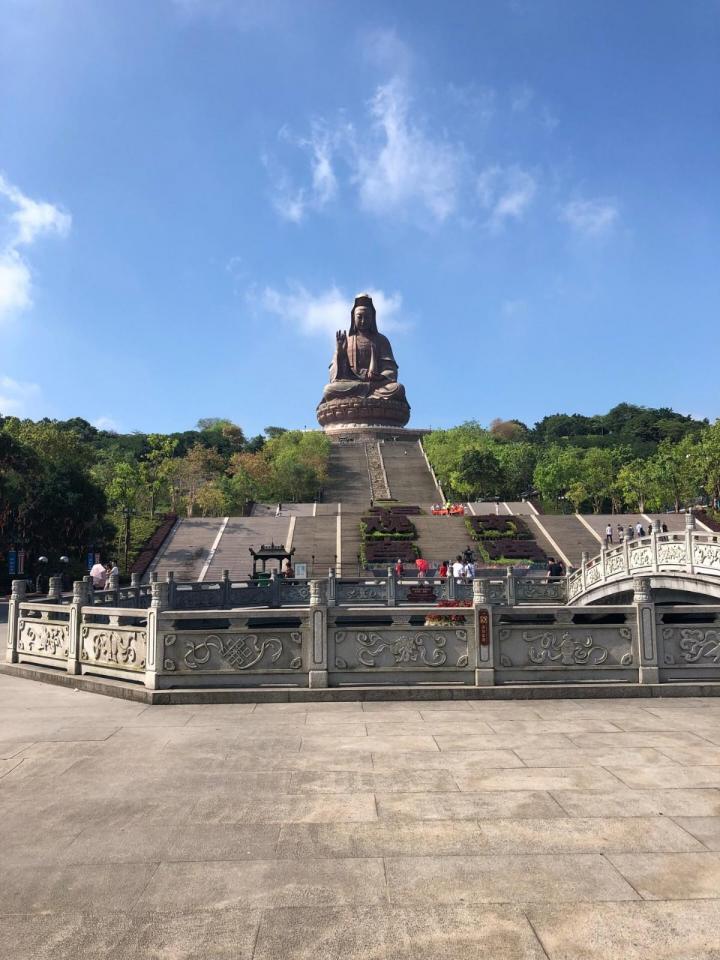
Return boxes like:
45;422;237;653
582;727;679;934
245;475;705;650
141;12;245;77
568;518;720;602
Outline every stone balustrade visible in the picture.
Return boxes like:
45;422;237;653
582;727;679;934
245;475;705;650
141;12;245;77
7;574;720;690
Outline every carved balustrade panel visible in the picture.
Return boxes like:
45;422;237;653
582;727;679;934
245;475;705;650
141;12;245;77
162;629;303;673
661;624;720;669
585;564;602;585
604;551;626;577
514;578;568;603
173;586;225;610
17;616;70;661
227;584;273;607
567;574;583;600
497;622;634;671
331;626;470;671
81;624;147;672
279;581;311;605
336;581;388;604
692;540;720;572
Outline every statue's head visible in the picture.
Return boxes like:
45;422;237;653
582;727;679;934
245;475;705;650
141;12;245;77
349;293;378;335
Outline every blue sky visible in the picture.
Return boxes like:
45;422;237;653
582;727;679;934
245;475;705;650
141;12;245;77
1;0;719;436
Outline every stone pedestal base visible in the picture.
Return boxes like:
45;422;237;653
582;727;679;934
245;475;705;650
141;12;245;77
317;396;410;431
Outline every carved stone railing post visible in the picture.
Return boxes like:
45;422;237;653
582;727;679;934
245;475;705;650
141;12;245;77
599;547;606;583
505;566;516;606
68;579;90;675
166;571;177;609
581;551;588;592
327;569;337;606
650;526;659;572
48;575;63;603
130;572;141;605
146;580;168;689
622;538;630;575
686;509;696;575
387;566;397;606
221;569;230;608
633;576;658;684
6;579;26;663
447;574;456;600
308;579;328;688
473;578;494;686
83;575;94;607
269;571;280;609
108;572;120;606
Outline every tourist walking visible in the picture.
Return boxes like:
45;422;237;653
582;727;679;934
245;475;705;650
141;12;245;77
438;560;448;578
452;556;464;580
605;523;613;545
618;524;625;543
90;560;107;590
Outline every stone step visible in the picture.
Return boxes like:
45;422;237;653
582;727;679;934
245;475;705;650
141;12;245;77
150;517;225;582
380;441;442;503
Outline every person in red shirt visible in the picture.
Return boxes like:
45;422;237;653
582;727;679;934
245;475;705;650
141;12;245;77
394;558;403;578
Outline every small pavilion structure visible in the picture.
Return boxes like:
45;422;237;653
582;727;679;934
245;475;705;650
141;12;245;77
249;542;295;579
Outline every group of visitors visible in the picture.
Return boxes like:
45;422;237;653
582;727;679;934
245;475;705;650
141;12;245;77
546;557;565;578
605;520;669;545
89;560;120;590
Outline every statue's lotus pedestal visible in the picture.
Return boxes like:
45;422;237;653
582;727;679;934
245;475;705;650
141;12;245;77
317;396;410;433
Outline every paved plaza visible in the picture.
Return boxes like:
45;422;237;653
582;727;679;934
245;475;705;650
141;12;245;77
1;674;720;959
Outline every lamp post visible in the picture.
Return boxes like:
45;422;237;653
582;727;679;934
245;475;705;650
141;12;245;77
36;555;48;594
121;506;132;576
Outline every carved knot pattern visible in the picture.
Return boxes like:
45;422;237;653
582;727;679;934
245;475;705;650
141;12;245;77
81;627;146;669
663;627;720;664
693;543;720;570
183;632;301;671
18;621;68;658
521;630;613;666
281;584;311;604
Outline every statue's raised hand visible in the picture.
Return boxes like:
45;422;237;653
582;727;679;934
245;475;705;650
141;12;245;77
335;330;348;352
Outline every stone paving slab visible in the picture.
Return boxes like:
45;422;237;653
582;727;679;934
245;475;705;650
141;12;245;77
2;674;720;958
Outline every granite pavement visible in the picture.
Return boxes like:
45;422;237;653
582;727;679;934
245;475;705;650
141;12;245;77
1;674;720;958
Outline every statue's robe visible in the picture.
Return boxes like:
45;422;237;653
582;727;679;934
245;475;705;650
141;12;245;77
323;333;406;402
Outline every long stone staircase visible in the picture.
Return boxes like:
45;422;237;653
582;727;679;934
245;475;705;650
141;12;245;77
291;513;338;577
203;516;291;580
323;443;371;504
381;440;442;502
413;515;471;565
150;517;224;581
533;515;600;568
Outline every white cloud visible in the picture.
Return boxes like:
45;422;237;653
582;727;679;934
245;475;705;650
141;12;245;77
0;251;32;316
268;123;342;223
477;165;537;228
560;198;619;237
256;283;405;337
0;173;71;323
353;77;462;222
93;416;122;432
0;375;41;416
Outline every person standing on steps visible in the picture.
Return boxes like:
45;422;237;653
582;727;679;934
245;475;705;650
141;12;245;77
605;523;613;545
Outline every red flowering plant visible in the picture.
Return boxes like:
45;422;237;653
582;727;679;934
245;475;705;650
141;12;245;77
425;600;471;626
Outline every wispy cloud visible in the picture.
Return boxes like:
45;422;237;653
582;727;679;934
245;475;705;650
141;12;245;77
353;77;464;222
0;375;41;416
477;165;537;228
0;173;71;323
560;197;619;237
254;283;405;337
267;75;465;226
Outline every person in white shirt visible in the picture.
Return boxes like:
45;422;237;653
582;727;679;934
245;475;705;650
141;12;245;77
108;562;120;580
605;524;613;545
452;556;464;580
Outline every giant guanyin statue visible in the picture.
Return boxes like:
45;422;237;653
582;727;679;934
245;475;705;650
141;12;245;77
316;293;411;430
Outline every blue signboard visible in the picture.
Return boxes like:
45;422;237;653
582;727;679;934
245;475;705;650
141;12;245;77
8;550;17;575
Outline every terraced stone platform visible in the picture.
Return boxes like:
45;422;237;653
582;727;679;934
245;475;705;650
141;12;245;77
1;673;720;959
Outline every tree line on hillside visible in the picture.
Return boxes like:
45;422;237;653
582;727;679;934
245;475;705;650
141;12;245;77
0;416;329;585
423;404;719;514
